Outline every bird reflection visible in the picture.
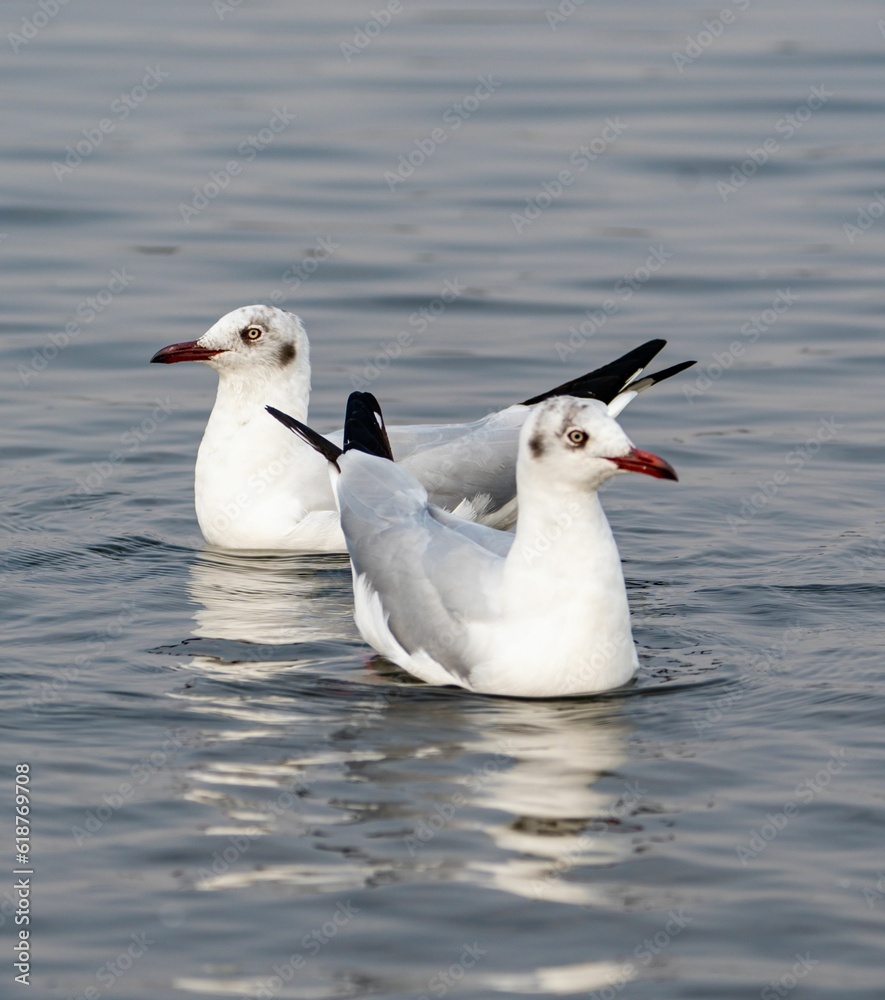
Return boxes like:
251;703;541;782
171;565;647;996
399;695;636;907
180;657;638;909
161;547;360;704
170;546;647;915
188;547;353;645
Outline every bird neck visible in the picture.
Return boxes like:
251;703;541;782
194;356;333;547
502;482;637;692
509;485;618;576
212;362;312;426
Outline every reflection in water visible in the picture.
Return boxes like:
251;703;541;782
188;548;353;644
180;664;638;903
176;958;633;998
461;700;635;906
162;549;363;751
174;677;644;994
173;551;651;995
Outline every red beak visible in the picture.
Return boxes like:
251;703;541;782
150;340;223;364
610;447;678;481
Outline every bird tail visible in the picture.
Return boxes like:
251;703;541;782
343;392;394;460
522;339;695;408
265;406;343;469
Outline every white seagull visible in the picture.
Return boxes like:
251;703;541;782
266;391;679;698
151;305;693;552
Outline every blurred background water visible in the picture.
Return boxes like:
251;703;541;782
2;1;884;997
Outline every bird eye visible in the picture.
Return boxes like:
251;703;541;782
243;326;263;341
566;428;588;446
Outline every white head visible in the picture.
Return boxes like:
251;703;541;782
151;305;310;390
519;396;677;492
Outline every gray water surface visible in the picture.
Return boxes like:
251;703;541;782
3;1;884;998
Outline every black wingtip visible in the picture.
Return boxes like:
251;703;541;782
523;339;669;406
522;340;696;407
636;358;697;389
343;392;394;461
265;406;343;469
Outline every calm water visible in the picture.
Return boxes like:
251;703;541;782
3;1;884;997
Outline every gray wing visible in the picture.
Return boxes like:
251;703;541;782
425;506;514;557
337;452;508;677
324;349;693;523
386;405;529;522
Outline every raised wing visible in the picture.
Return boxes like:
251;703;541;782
387;405;528;522
376;341;694;523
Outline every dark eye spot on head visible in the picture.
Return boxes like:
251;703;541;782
528;434;544;458
278;342;296;366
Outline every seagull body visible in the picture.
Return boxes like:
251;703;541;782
267;392;679;698
152;305;693;553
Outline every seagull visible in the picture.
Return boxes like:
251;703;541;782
151;304;694;552
265;391;679;698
